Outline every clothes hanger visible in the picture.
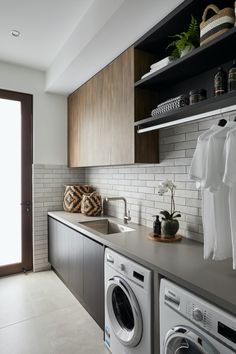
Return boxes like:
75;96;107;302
218;118;227;127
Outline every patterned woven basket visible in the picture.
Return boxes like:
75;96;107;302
81;192;102;216
63;185;93;213
200;5;235;46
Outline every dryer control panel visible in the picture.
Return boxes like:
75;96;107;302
162;279;236;351
105;248;151;292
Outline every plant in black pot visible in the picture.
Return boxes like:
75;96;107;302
157;180;181;238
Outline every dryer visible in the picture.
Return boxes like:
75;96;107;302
104;248;152;354
160;278;236;354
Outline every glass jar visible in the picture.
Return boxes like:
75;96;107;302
189;89;207;105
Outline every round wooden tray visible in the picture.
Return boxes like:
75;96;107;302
148;233;182;243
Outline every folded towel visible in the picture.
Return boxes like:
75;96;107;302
151;95;189;116
141;57;170;80
141;65;162;80
150;57;170;70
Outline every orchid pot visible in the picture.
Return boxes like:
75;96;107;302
160;211;180;238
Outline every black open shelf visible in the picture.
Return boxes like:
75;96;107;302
135;27;236;89
134;0;235;55
134;91;236;130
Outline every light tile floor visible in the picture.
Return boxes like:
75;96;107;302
0;270;108;354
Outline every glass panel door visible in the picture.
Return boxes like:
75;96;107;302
0;99;22;266
0;90;33;277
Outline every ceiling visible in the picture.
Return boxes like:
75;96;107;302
0;0;183;94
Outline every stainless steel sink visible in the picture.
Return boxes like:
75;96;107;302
79;219;135;235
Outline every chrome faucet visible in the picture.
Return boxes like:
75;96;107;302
104;197;131;224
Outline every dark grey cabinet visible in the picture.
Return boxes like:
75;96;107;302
48;216;104;329
83;236;104;328
48;217;58;269
67;227;84;299
56;222;69;283
49;217;68;279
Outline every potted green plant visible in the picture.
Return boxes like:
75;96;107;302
167;15;199;61
157;180;181;238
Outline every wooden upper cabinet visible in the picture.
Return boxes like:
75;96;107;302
68;47;159;167
109;48;134;165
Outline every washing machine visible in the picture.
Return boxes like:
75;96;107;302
104;248;152;354
160;279;236;353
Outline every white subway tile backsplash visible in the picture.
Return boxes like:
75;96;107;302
174;140;197;150
164;166;186;173
186;131;202;141
84;116;231;243
160;149;186;159
32;114;235;272
160;133;185;144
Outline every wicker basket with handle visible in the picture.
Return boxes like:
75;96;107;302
200;4;235;46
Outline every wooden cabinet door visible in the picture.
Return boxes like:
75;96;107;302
109;47;134;165
83;236;104;329
68;47;134;167
67;227;84;300
68;67;111;167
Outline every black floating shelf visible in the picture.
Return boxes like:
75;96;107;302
135;27;236;89
134;91;236;131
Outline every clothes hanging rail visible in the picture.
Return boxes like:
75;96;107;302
137;104;236;133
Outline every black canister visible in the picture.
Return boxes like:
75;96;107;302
228;61;236;92
153;215;161;235
189;89;207;105
214;67;227;96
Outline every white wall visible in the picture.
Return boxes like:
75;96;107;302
0;61;67;164
46;0;184;94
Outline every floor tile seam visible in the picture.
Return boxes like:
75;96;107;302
0;304;79;331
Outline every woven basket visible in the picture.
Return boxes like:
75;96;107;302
81;192;102;216
63;185;93;213
200;5;235;46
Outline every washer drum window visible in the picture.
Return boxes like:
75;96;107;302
106;276;143;347
164;326;219;354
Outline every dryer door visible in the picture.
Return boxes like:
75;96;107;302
106;276;142;347
164;326;219;354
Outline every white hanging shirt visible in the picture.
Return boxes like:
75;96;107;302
204;122;236;261
223;127;236;269
189;125;221;259
189;125;220;187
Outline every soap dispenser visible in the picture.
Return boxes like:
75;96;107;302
153;215;161;235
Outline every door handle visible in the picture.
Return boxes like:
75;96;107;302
21;201;32;212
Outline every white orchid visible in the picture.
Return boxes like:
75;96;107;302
157;180;176;196
157;184;168;196
162;179;176;190
157;179;179;217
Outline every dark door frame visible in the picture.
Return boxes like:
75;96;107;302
0;89;33;277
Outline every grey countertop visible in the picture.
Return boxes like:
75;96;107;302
48;211;236;316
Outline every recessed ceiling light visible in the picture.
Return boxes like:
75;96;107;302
11;30;21;37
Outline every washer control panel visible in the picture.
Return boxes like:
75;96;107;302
105;248;151;291
192;308;203;322
162;279;236;352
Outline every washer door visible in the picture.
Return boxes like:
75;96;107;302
164;326;219;354
106;276;142;347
